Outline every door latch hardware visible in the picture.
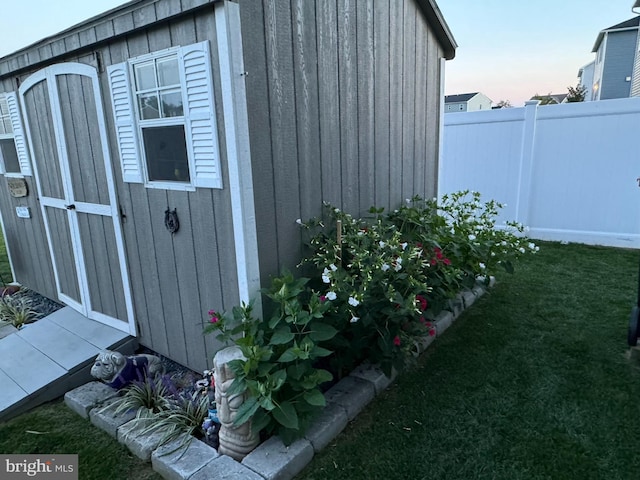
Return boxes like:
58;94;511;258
65;204;76;210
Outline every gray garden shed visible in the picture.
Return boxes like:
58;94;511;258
0;0;456;372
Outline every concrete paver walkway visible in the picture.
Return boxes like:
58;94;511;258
0;307;136;421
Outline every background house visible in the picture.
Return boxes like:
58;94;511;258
591;16;640;100
578;61;595;101
529;93;568;105
0;0;456;373
444;92;492;112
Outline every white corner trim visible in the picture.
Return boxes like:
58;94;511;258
215;1;261;312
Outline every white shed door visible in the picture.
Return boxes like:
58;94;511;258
19;63;135;334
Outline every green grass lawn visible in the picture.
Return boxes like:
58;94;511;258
0;400;161;479
0;229;13;285
298;242;640;480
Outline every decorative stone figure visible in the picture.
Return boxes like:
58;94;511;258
90;350;162;390
214;346;260;460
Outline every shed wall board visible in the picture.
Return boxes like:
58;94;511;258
239;0;445;283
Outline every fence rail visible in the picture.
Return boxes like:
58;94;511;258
439;97;640;248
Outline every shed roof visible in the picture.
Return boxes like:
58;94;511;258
592;16;640;52
0;0;458;79
444;92;479;103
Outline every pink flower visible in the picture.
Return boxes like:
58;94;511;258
429;328;436;337
208;309;216;316
320;295;327;302
443;258;451;266
209;316;218;324
416;295;427;312
434;247;443;260
393;335;401;346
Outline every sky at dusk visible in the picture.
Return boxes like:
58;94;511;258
438;0;640;106
1;0;639;107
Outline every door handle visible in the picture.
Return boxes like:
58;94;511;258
65;204;76;210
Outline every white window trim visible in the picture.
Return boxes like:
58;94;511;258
0;92;32;177
107;41;222;191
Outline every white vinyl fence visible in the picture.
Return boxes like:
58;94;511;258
439;97;640;248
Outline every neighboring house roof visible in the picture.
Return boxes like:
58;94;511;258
445;93;479;103
530;93;568;104
592;16;640;52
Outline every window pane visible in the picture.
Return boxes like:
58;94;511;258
160;91;183;117
0;97;8;115
142;125;190;182
138;93;160;120
135;62;156;91
0;139;21;173
157;57;180;87
3;118;12;134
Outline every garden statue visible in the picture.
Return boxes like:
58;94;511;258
214;346;260;460
90;350;163;390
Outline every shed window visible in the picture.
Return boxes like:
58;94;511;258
107;41;222;190
0;92;32;177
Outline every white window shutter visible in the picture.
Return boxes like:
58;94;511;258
107;62;143;184
5;92;32;176
180;41;222;189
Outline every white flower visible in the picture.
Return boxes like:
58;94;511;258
379;241;386;248
394;258;403;272
334;208;340;213
518;247;525;254
468;234;477;241
326;291;337;301
357;231;364;236
350;316;359;323
528;242;536;250
348;296;360;307
401;242;408;250
381;263;390;272
501;241;507;246
479;262;486;270
329;263;338;272
322;268;331;283
535;246;540;252
491;252;496;257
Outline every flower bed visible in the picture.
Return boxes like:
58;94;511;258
204;191;538;446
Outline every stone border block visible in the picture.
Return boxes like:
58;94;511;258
64;381;117;418
0;323;18;339
435;310;453;336
461;290;476;309
242;436;313;480
152;434;219;480
117;415;166;461
193;454;264;480
324;376;375;421
89;397;137;438
304;402;348;453
413;333;436;356
472;284;486;299
349;362;394;394
447;295;464;320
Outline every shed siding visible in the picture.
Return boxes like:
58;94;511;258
601;30;637;100
240;0;445;282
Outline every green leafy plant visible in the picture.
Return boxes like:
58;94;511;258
301;205;432;376
0;294;42;329
205;272;336;446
